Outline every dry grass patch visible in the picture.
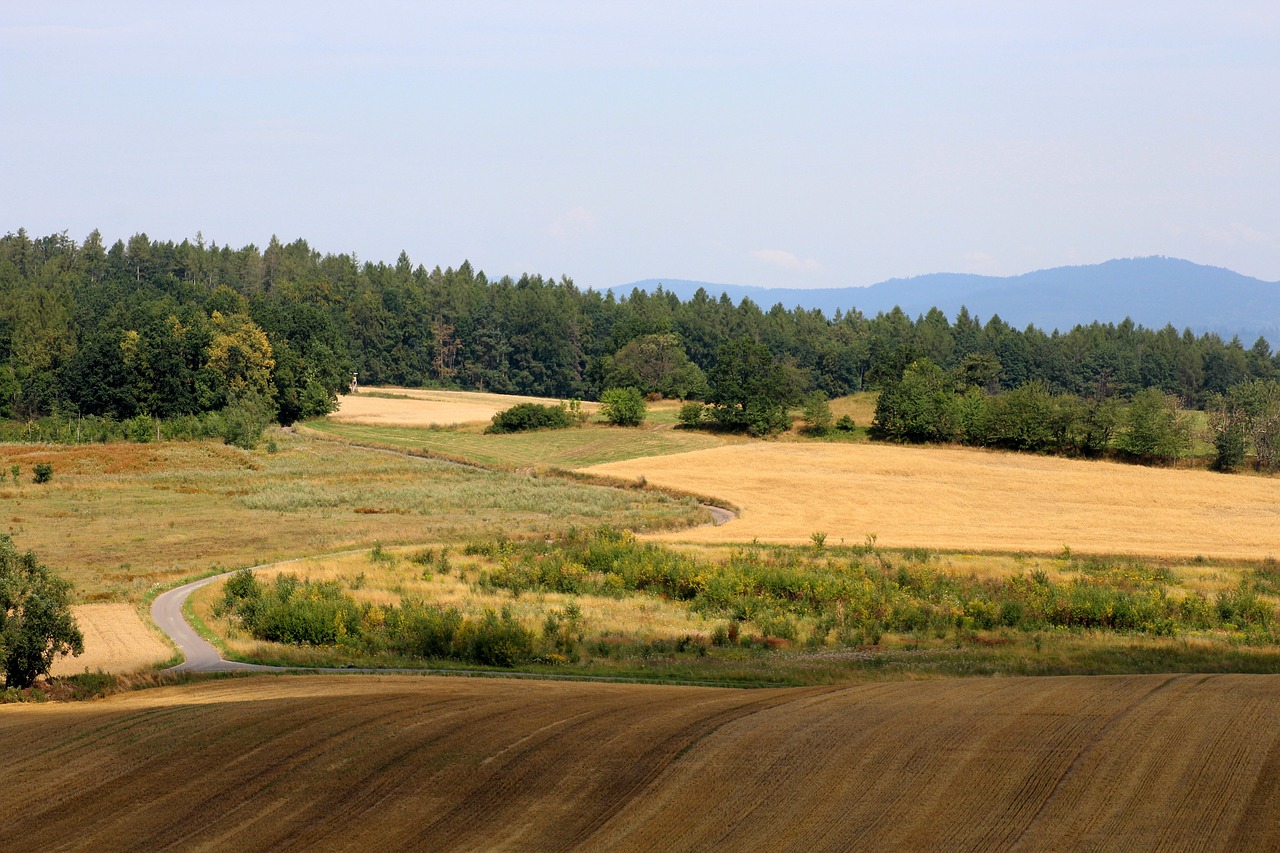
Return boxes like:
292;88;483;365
0;433;701;601
4;673;1280;849
586;442;1280;560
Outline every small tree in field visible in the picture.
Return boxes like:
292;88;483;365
599;387;646;427
800;392;833;435
1116;389;1191;463
0;536;82;688
707;337;792;435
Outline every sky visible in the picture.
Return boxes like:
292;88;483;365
3;1;1279;289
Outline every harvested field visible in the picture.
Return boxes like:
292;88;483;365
49;604;172;677
331;387;598;427
3;673;1280;850
586;442;1280;559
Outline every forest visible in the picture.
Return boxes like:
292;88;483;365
2;228;1277;432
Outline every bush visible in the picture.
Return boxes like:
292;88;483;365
32;463;53;484
800;393;833;435
1116;389;1191;462
220;389;277;450
678;401;706;428
485;402;575;434
599;387;646;427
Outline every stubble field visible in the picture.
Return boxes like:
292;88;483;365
586;442;1280;560
3;672;1279;851
329;386;599;427
48;604;172;677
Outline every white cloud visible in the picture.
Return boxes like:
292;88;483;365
750;248;823;274
548;207;596;241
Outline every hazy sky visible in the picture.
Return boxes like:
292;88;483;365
4;2;1279;288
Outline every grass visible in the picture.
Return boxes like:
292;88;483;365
0;431;703;602
184;531;1280;685
302;417;735;468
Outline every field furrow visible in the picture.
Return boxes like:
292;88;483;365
5;673;1280;850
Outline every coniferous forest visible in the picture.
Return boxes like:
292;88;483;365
2;228;1277;445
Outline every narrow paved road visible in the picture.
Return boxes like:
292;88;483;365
150;432;734;673
150;570;281;673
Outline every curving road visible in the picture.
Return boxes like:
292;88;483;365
152;505;735;674
151;569;281;673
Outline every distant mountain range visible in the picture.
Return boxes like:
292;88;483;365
608;257;1280;344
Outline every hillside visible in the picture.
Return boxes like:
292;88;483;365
613;257;1280;341
4;673;1279;850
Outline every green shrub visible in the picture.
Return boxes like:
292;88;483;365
677;401;705;427
599;387;646;427
800;393;833;435
32;463;53;484
485;402;574;434
220;390;277;450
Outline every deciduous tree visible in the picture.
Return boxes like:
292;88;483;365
0;536;82;688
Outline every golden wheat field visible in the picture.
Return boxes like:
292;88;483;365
48;604;172;677
330;387;598;427
3;673;1279;850
586;442;1280;559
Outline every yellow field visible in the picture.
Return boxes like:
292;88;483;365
331;386;598;427
48;604;173;677
586;442;1280;559
3;673;1279;850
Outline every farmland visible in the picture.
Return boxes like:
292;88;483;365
329;387;600;427
3;673;1280;850
8;388;1280;849
308;388;737;467
586;441;1280;559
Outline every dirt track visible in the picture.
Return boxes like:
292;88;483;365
4;673;1279;850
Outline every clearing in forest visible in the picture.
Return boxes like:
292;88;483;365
586;442;1280;560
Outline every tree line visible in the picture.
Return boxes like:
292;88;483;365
3;228;1277;434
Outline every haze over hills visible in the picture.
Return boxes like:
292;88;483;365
609;257;1280;345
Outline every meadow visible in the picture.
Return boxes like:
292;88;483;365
0;432;702;603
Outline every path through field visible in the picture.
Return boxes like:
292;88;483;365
4;673;1278;850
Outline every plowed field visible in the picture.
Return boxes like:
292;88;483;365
586;443;1280;559
4;674;1279;850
